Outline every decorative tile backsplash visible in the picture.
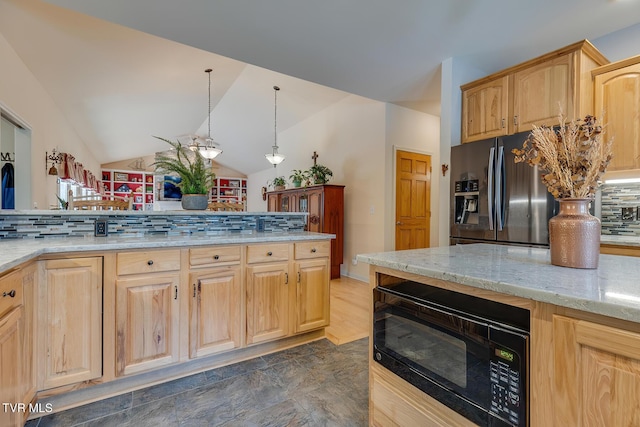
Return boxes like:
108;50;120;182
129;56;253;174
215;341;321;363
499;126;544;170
0;212;307;239
600;183;640;236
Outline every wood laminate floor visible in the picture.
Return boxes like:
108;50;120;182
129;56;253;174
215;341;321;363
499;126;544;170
25;276;371;427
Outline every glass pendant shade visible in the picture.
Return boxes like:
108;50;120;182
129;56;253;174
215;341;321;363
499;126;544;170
199;138;222;159
266;86;284;167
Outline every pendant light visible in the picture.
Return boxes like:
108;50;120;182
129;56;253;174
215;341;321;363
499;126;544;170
265;85;285;167
196;68;222;159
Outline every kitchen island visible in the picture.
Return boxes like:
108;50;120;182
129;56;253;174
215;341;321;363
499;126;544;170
358;244;640;426
0;210;334;426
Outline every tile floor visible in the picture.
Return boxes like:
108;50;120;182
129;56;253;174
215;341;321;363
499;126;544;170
25;338;369;427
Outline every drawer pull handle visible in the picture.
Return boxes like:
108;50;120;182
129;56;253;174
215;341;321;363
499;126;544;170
311;248;317;253
2;290;16;298
267;251;273;256
213;255;220;260
147;260;154;266
174;285;178;300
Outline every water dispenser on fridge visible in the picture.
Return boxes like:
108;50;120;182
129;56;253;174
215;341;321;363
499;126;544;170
454;179;479;225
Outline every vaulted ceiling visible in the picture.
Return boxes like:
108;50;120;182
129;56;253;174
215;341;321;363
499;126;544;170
2;0;640;174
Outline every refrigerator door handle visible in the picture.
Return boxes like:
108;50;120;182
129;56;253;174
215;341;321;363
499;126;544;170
496;146;505;230
488;147;495;230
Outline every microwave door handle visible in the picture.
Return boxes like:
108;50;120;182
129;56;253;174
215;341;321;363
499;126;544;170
496;146;504;231
488;147;495;230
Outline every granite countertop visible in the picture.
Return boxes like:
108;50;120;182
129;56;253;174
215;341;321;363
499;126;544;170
357;243;640;323
600;234;640;247
0;231;333;275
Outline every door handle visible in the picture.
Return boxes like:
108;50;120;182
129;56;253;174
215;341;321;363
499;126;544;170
396;222;403;225
488;146;495;230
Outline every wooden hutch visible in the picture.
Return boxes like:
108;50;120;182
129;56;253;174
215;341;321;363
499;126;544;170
267;184;344;279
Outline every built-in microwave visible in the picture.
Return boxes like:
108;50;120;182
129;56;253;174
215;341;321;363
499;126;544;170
373;277;529;426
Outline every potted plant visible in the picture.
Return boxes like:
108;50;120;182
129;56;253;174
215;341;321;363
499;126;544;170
289;169;309;188
308;164;333;185
271;176;287;191
153;137;216;210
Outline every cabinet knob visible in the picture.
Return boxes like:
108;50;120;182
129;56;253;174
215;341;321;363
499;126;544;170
2;290;16;298
147;260;154;266
213;255;220;260
267;251;273;256
311;248;317;253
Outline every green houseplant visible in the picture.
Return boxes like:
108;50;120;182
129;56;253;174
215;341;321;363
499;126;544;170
271;176;287;190
153;136;216;210
308;164;333;185
289;169;309;187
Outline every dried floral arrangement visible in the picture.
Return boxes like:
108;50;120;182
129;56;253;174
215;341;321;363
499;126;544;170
512;114;612;199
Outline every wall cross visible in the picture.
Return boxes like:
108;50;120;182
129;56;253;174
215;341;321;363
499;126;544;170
312;151;319;166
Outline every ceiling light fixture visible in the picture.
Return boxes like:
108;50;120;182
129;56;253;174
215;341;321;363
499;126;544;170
193;68;222;160
265;85;285;167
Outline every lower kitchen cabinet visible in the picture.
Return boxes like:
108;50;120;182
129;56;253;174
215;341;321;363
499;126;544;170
115;273;180;376
246;262;289;345
0;264;36;427
189;266;243;358
553;315;640;426
39;258;102;390
294;241;330;333
0;307;23;427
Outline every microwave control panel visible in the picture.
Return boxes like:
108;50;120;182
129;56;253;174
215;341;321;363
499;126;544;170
489;349;523;426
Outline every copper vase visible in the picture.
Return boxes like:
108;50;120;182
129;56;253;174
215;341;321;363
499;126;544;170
549;198;600;269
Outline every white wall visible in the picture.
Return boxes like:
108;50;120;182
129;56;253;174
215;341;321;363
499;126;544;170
384;104;441;249
249;95;387;282
0;33;100;209
248;96;440;282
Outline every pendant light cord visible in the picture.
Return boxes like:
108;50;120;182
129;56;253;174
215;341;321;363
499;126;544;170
274;86;280;151
206;69;213;140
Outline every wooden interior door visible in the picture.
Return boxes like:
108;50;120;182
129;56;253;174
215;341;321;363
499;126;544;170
395;150;431;250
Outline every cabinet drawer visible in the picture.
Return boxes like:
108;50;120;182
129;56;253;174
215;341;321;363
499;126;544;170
0;271;22;318
246;243;289;264
295;241;330;260
190;245;241;267
117;250;181;275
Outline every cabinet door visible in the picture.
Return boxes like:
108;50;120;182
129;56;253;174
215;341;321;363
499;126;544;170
189;266;242;358
267;193;279;212
20;265;36;410
307;189;323;233
294;258;330;333
115;273;180;376
594;62;640;171
461;75;509;143
512;53;573;133
41;258;102;389
0;307;22;427
246;263;289;345
554;315;640;426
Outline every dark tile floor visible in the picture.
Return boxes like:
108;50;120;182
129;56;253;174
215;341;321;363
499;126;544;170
25;338;369;427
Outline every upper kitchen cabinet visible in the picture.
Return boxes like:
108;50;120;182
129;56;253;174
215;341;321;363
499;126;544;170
593;55;640;172
461;76;509;142
461;40;608;143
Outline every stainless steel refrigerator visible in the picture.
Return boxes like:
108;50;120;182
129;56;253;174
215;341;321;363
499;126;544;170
450;133;556;246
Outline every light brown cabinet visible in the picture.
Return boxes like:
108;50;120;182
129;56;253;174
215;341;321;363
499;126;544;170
593;55;640;172
294;241;330;333
267;184;344;279
115;250;181;376
553;315;640;426
188;246;243;358
246;243;290;345
461;75;509;142
0;265;34;427
39;258;102;390
461;40;608;143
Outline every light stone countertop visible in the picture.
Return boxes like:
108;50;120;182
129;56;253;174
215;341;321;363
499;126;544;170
357;243;640;324
0;231;333;274
601;234;640;247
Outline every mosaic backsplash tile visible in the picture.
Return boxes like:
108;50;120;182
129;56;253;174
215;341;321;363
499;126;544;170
600;183;640;236
0;212;307;239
